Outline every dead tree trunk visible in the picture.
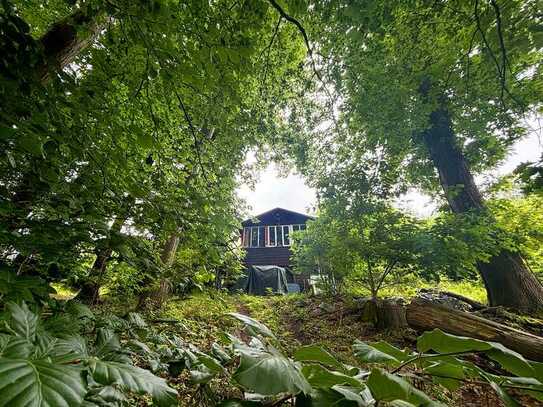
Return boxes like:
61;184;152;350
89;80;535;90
421;97;543;312
361;298;408;330
406;297;543;361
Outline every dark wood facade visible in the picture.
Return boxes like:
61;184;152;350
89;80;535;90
241;208;314;276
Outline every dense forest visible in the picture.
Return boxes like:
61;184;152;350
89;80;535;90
1;0;543;406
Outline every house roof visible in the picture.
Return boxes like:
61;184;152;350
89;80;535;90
241;207;315;227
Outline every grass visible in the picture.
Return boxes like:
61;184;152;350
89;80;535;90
349;277;488;304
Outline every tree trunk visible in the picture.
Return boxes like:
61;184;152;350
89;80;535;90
422;103;543;312
76;216;124;304
406;297;543;361
137;234;179;310
38;10;106;83
361;298;408;330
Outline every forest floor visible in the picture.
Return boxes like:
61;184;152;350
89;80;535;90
145;289;541;407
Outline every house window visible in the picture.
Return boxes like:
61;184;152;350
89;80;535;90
242;227;250;247
250;226;259;247
282;225;291;246
267;226;277;247
258;226;266;247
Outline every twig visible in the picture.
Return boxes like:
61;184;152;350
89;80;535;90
266;0;339;129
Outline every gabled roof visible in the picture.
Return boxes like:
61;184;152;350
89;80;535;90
242;207;314;226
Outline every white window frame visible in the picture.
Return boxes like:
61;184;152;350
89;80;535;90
242;227;250;247
250;226;260;248
282;225;292;246
266;226;277;247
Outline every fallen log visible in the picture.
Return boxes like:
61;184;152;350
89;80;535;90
406;297;543;362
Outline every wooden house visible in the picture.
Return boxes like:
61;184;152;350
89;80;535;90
240;207;314;290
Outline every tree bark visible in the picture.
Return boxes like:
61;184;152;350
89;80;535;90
137;233;179;310
406;297;543;361
422;102;543;312
76;216;124;304
361;298;408;330
37;9;106;84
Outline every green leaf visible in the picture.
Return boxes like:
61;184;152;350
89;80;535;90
489;382;520;407
296;389;360;406
127;312;147;328
211;342;232;363
88;358;178;406
353;340;400;365
0;335;32;358
65;301;94;321
227;312;275;338
0;126;16;139
137;132;154;149
369;342;410;362
0;358;86;406
417;329;491;354
95;328;122;359
19;134;44;157
217;400;263;406
294;345;344;370
332;384;373;405
366;368;443;406
35;335;87;363
417;330;535;377
5;302;38;341
485;343;535;378
302;364;363;388
233;348;311;396
423;362;464;391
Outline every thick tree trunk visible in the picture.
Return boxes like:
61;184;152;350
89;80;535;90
361;298;408;330
38;10;106;83
407;297;543;361
422;103;543;312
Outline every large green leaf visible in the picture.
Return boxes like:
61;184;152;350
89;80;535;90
417;329;535;377
353;340;400;365
302;364;362;388
417;329;491;354
0;334;32;358
296;388;361;407
35;335;87;364
423;362;465;391
233;348;311;396
366;368;443;406
332;384;373;405
485;343;535;378
0;358;86;406
227;313;276;338
88;358;178;406
5;302;38;341
294;345;344;370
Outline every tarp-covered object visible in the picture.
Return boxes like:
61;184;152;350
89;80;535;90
244;265;289;295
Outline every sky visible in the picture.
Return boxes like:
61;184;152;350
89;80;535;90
237;127;542;218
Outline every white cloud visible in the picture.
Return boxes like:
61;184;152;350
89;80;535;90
237;163;316;216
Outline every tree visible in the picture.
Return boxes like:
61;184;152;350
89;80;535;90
291;0;543;311
0;0;306;302
292;199;427;299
